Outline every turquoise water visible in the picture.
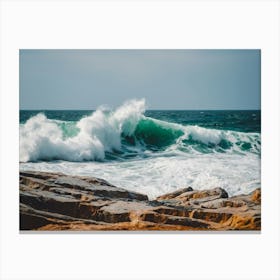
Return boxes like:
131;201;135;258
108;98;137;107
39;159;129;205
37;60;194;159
19;100;261;198
20;109;260;160
20;109;260;132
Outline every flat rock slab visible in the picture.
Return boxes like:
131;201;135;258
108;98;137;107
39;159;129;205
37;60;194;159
100;201;154;214
20;171;148;201
19;171;261;231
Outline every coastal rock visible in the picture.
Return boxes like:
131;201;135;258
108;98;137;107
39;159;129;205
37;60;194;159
156;187;193;200
251;188;261;204
20;171;261;231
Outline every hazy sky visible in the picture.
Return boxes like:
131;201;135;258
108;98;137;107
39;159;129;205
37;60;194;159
20;49;260;110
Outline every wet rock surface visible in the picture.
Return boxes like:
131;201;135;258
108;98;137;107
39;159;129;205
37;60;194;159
20;171;261;231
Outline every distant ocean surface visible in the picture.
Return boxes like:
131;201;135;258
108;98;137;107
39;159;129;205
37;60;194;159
19;99;261;198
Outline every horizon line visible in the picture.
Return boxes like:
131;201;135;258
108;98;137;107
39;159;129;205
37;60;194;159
20;108;261;111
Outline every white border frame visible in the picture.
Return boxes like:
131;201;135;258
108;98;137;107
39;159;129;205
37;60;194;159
1;0;279;279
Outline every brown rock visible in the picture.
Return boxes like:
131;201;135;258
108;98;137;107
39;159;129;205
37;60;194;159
157;187;193;200
251;188;261;204
19;171;261;231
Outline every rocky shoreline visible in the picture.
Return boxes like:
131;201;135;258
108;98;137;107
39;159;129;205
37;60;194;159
20;171;261;231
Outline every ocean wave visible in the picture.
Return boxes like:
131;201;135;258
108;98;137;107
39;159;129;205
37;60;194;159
19;99;261;162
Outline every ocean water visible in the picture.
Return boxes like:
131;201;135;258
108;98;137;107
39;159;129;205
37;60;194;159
19;99;261;199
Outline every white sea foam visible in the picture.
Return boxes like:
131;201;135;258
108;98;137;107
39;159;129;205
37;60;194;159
20;99;260;162
20;152;260;199
20;99;145;162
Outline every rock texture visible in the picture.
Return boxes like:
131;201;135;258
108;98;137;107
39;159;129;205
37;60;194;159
20;171;261;231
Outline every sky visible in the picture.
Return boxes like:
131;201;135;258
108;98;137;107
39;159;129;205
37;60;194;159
20;49;260;110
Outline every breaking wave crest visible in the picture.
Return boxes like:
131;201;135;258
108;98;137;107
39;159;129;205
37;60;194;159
20;99;261;162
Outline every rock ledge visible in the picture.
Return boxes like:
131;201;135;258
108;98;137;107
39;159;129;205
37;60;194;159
20;171;261;231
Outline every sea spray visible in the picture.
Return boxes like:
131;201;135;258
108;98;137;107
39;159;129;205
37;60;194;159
20;99;260;162
20;99;146;162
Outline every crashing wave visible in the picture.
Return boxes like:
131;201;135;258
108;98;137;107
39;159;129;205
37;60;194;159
20;99;261;162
